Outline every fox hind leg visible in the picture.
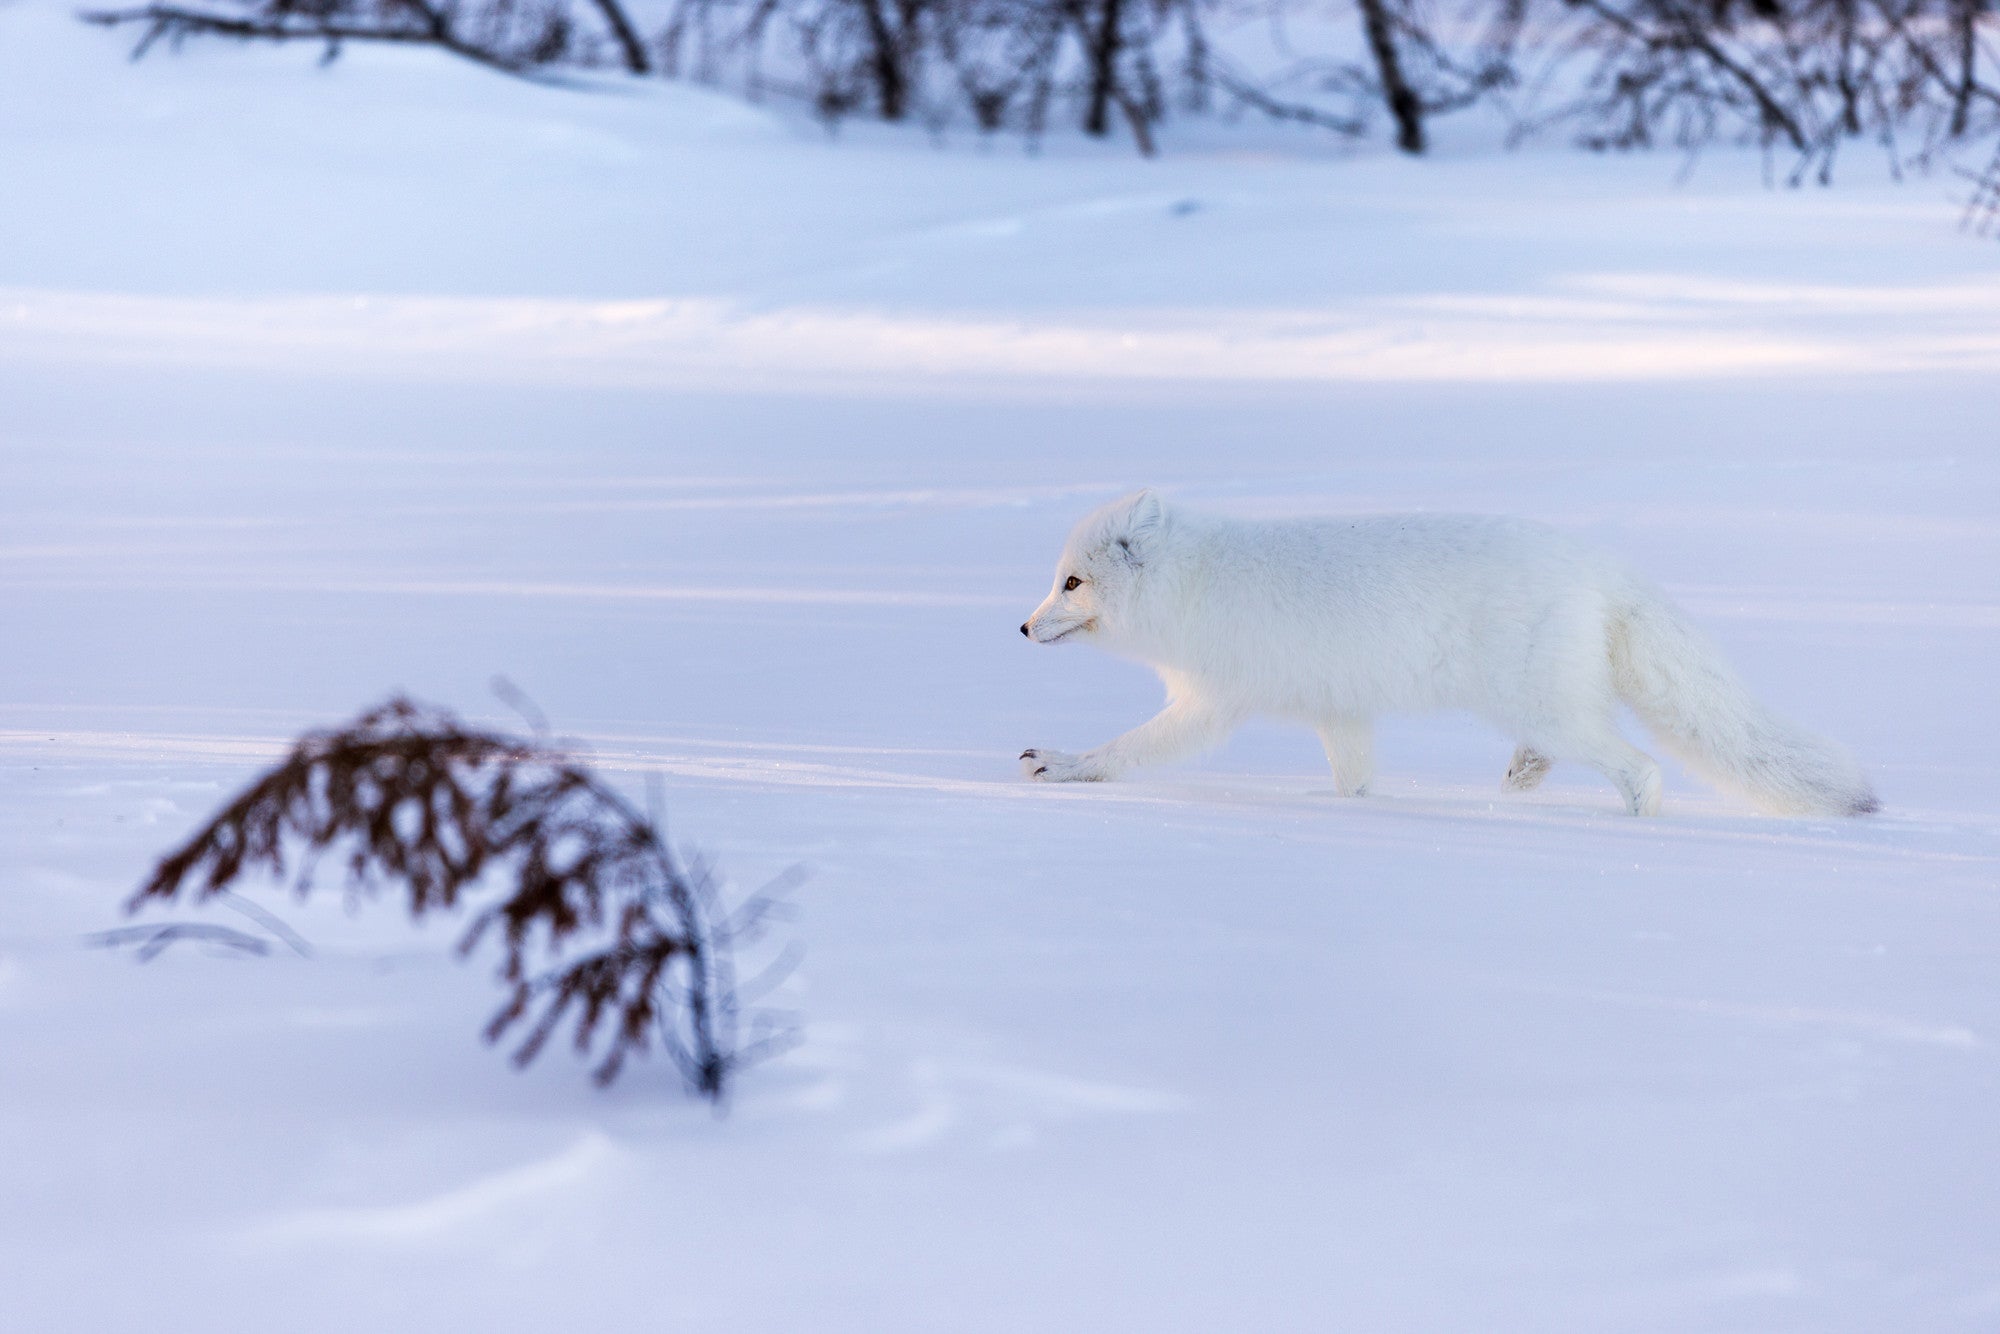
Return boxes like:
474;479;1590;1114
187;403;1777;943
1513;611;1661;814
1317;718;1375;797
1503;745;1553;792
1563;730;1662;816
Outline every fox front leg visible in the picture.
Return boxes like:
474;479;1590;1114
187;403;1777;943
1022;698;1235;782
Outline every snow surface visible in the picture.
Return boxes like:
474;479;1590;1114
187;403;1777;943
2;2;1998;1328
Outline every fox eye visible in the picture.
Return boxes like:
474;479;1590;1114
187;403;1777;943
1063;575;1082;592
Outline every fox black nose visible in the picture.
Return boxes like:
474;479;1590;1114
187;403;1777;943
1019;622;1031;638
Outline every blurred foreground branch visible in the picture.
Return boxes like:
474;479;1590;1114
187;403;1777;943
131;696;794;1099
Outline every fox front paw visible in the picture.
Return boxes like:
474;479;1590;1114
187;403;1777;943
1019;748;1106;782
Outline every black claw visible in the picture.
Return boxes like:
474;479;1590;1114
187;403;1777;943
1020;750;1036;759
1034;766;1047;776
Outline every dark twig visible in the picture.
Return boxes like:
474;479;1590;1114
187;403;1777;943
1964;139;2000;232
216;889;316;958
87;923;273;962
587;0;652;71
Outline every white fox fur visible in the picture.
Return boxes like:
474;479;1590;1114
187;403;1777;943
1018;491;1877;818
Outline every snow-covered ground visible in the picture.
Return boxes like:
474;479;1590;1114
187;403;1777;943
3;3;1998;1328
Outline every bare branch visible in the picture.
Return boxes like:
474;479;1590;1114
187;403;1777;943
132;696;793;1099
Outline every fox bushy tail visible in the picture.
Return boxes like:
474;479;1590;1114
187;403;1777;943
1609;587;1878;817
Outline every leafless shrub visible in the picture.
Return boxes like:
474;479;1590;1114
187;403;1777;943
1526;0;2000;182
130;696;792;1099
76;0;2000;174
1187;0;1523;151
660;0;1190;149
83;0;654;76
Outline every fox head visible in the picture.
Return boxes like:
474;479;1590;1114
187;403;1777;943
1020;489;1168;648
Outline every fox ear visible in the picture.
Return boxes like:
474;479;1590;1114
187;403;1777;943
1107;489;1166;565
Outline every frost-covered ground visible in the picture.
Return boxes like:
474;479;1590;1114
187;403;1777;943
3;3;1999;1329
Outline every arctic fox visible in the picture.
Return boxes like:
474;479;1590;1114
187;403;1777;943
1018;491;1877;818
